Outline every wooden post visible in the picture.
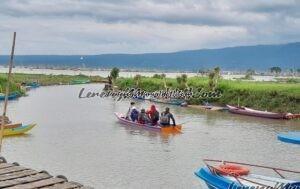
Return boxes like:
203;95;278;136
0;32;16;153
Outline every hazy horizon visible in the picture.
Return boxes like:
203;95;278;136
1;1;300;55
0;41;299;56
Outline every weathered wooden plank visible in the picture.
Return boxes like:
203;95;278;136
0;166;27;175
0;173;51;188
39;182;81;189
0;157;91;188
0;169;38;181
6;177;66;189
77;186;94;189
0;163;15;169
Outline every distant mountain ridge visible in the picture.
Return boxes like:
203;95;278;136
0;42;299;71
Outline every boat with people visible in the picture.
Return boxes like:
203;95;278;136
195;159;300;189
114;113;182;133
278;132;300;145
226;105;290;119
0;92;20;101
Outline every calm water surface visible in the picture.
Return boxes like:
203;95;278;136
1;84;299;188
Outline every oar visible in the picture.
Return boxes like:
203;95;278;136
177;118;199;125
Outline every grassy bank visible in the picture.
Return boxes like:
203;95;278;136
116;77;300;113
0;73;105;86
0;73;106;94
0;77;22;94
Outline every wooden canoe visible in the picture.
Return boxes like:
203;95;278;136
226;105;287;119
114;113;182;133
149;98;186;106
188;105;227;111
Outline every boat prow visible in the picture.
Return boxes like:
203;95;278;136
278;132;300;145
3;123;36;136
195;159;300;189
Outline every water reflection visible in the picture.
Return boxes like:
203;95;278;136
0;84;299;189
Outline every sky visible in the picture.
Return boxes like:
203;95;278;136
0;0;299;55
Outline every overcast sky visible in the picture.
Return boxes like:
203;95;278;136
0;0;299;55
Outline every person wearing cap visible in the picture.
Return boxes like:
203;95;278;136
126;102;139;122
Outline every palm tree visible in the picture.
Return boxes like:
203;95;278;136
208;67;221;90
176;76;182;87
270;67;281;76
176;74;188;89
110;67;119;87
181;74;188;88
134;74;142;87
161;74;167;89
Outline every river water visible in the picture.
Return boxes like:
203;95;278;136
1;84;299;188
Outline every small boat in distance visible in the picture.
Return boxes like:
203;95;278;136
278;132;300;145
226;105;289;119
114;112;182;133
26;82;40;88
150;97;186;106
70;79;90;85
195;159;300;189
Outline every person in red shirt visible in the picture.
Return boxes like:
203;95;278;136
146;105;160;125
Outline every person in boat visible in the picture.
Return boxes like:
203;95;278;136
138;109;150;124
146;105;160;125
160;107;176;127
126;102;139;122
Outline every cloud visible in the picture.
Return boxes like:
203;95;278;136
0;0;299;54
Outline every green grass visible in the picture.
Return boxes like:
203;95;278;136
0;73;106;95
0;73;105;86
116;76;300;113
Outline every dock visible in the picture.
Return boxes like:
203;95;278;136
0;157;92;189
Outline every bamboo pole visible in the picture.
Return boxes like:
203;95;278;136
0;32;16;153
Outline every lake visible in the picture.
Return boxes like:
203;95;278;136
1;84;299;188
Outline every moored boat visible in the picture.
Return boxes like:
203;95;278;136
0;92;20;101
114;112;182;133
70;79;90;85
3;123;36;136
150;98;186;106
188;105;227;111
195;159;300;189
278;132;300;145
26;82;40;88
226;105;287;119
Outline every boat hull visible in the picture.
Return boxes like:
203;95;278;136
226;105;286;119
0;92;20;101
114;113;181;133
70;79;90;85
278;132;300;145
3;124;36;136
150;98;186;106
195;166;298;189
